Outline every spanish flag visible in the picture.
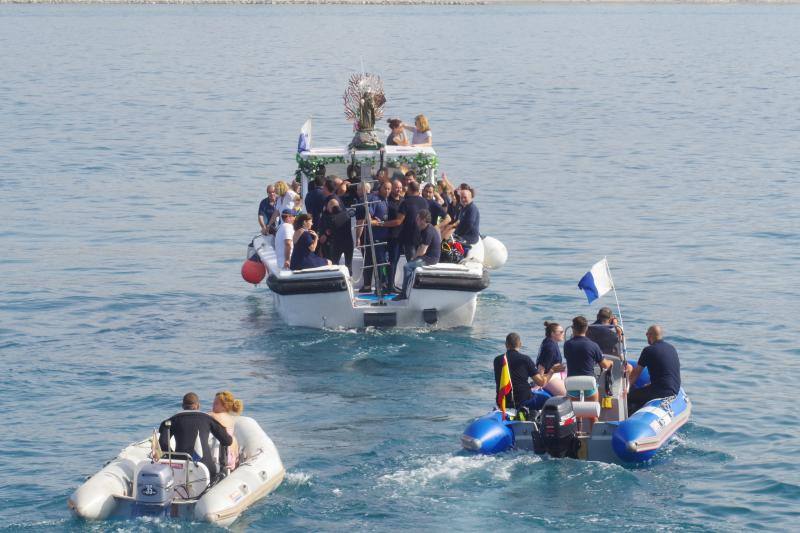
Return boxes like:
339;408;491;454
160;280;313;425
497;353;513;419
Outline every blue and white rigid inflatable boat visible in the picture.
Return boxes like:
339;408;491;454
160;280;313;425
461;354;691;464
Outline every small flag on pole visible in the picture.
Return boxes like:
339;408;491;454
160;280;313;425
497;353;513;420
297;118;312;153
578;258;614;304
150;428;162;461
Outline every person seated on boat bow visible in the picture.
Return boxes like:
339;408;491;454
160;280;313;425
394;209;440;301
386;118;409;146
290;214;331;271
564;316;613;403
535;321;567;397
627;325;681;414
402;114;432;146
159;392;232;480
587;307;623;356
258;184;277;235
275;209;296;271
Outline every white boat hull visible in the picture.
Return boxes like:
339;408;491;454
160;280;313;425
249;234;495;329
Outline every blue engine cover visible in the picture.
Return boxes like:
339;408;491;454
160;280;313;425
461;411;514;454
612;388;688;463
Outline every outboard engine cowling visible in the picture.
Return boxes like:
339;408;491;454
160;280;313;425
134;463;175;517
540;396;579;458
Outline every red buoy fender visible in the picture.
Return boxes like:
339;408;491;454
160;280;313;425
241;258;266;284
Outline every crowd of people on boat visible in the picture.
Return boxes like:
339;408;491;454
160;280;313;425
256;163;481;299
494;308;682;417
158;391;245;479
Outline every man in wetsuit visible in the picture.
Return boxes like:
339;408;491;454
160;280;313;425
627;325;681;414
159;392;232;478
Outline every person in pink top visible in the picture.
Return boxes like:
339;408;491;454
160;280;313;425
209;391;243;470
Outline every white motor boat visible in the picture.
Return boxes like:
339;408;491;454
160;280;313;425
68;416;285;526
243;142;508;329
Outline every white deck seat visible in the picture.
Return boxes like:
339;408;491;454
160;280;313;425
564;376;597;394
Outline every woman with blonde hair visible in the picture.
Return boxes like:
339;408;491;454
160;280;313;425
209;391;244;469
269;180;300;227
403;114;432;146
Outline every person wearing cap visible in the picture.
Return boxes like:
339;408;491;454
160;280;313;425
159;392;232;478
627;325;682;414
275;208;297;270
587;307;623;356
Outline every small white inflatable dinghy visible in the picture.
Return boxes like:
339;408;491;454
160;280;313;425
68;416;284;526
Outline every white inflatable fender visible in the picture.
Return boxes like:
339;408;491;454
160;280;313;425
481;236;508;270
464;238;485;264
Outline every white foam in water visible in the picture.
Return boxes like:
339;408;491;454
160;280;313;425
380;452;541;488
284;471;313;486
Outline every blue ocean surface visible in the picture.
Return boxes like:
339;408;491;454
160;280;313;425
1;3;799;531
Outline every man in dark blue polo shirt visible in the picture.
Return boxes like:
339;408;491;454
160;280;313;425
448;187;480;245
628;325;681;414
587;307;623;356
258;184;277;235
564;315;612;402
394;210;440;301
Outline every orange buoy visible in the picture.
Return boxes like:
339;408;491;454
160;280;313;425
241;258;266;284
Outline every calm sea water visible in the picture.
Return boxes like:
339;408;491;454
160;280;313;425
2;3;799;531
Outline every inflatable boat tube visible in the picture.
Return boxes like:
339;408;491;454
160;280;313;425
68;416;284;526
266;271;348;295
612;388;691;463
194;417;285;526
413;269;489;292
461;411;514;454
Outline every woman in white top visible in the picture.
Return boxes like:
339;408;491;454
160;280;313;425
403;114;432;146
269;180;299;227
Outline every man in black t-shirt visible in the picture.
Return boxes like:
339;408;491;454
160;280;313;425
493;333;540;409
628;325;682;414
394;210;440;301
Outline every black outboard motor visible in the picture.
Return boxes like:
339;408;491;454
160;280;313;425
133;462;175;517
540;396;579;458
